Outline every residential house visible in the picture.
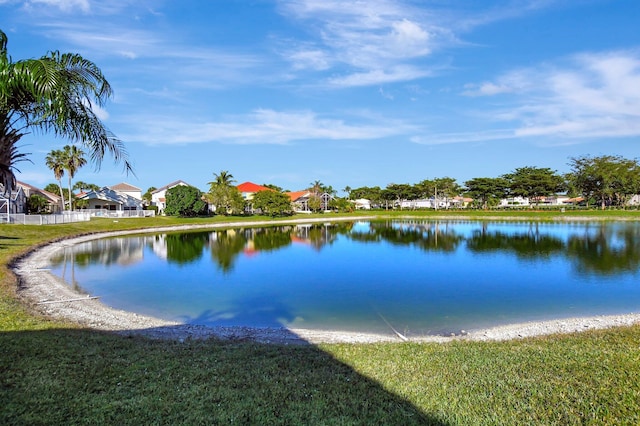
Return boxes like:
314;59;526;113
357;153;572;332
0;184;26;215
400;199;435;209
17;181;63;213
499;196;530;208
109;182;142;200
76;187;144;212
237;182;274;213
151;180;194;214
400;196;470;209
287;190;333;212
353;198;371;210
287;190;312;212
451;196;473;208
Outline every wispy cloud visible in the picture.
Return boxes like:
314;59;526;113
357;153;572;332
118;109;416;145
24;0;90;13
276;0;563;88
277;0;452;87
411;129;517;145
444;49;640;144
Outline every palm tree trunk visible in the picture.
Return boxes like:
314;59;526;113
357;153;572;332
58;179;66;211
67;176;73;210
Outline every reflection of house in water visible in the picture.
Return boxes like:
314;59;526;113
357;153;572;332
293;223;340;250
150;234;168;260
63;237;146;267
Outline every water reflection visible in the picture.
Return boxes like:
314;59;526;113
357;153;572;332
466;224;565;260
350;220;463;252
566;224;640;275
50;221;640;276
48;220;640;334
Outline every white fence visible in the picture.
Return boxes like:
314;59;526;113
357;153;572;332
1;209;155;225
1;212;91;225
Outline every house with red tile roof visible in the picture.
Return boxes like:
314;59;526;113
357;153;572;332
237;182;276;214
286;190;333;212
237;182;273;202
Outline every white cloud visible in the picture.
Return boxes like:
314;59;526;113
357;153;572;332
26;0;90;12
118;109;414;145
287;47;332;71
461;49;640;141
277;0;448;86
411;129;517;145
328;65;431;87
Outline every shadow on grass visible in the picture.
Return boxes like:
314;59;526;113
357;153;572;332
0;328;447;425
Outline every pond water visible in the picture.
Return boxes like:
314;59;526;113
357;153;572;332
48;220;640;337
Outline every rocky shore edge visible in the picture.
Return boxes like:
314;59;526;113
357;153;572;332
12;222;640;345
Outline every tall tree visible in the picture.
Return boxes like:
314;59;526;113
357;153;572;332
45;149;66;210
73;181;99;192
0;115;30;194
0;29;132;195
502;167;566;206
309;180;324;196
209;170;235;187
567;155;640;209
164;185;206;217
343;185;352;199
206;185;245;215
142;186;157;206
62;145;86;210
207;171;243;215
464;177;509;209
252;190;292;217
434;177;462;209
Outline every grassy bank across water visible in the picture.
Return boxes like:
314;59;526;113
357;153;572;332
1;212;640;424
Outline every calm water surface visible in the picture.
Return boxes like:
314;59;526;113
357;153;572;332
49;220;640;337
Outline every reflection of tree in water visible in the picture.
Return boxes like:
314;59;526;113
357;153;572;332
466;223;564;259
252;227;293;252
209;229;247;273
349;220;463;252
566;224;640;275
165;232;209;264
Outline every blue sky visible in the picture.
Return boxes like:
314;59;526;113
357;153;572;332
2;0;639;195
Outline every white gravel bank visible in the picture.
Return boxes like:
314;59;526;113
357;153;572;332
12;223;640;344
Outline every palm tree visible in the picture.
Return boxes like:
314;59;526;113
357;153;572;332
0;114;30;194
309;180;324;196
45;149;66;210
0;29;132;194
208;170;235;189
62;145;87;210
343;185;352;199
73;181;99;193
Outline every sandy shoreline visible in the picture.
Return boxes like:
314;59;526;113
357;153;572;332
12;220;640;344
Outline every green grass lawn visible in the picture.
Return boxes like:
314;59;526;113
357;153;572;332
1;212;639;425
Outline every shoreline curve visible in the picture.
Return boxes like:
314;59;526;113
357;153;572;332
12;219;640;344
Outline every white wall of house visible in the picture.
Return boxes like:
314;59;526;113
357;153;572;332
353;199;371;210
400;199;434;209
499;196;530;207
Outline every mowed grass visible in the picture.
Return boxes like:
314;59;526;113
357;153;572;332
1;213;640;425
